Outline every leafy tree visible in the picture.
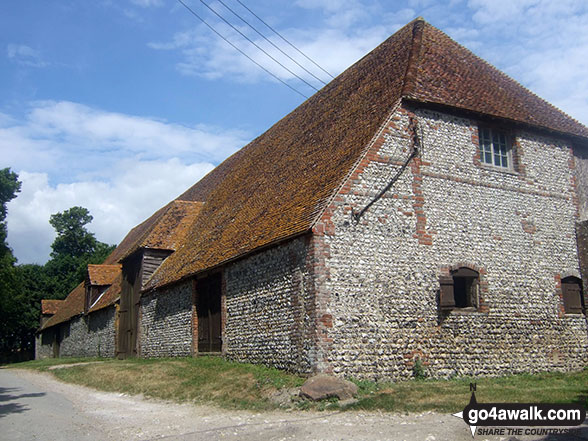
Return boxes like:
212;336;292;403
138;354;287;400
0;168;21;261
44;206;115;299
0;168;23;360
49;206;98;258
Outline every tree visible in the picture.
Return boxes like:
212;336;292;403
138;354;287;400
45;206;115;299
49;206;97;258
0;168;23;360
0;168;21;261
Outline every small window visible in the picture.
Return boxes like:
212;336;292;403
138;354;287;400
479;127;511;169
440;268;479;311
561;277;584;314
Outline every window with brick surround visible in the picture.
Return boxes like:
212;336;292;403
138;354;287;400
478;127;512;169
561;276;584;314
440;267;479;311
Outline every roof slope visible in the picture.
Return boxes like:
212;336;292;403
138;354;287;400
41;299;63;315
147;21;416;288
149;18;588;289
41;282;86;330
406;22;588;138
43;202;204;329
87;264;121;286
119;200;203;260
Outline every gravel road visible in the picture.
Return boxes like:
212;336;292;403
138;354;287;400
0;368;585;441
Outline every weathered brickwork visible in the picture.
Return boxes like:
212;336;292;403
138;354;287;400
224;237;315;373
139;280;193;357
316;105;588;380
55;307;116;358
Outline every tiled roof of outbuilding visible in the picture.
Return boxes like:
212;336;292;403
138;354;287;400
119;200;203;260
87;264;121;286
89;271;122;313
41;283;85;330
41;299;62;315
146;18;588;289
42;202;203;329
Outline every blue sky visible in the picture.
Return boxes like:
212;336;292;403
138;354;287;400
2;0;587;264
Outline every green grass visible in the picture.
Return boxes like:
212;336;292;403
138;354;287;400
10;357;588;413
13;356;303;410
349;369;588;413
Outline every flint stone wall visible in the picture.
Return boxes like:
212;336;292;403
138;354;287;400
315;105;588;380
35;328;56;359
224;237;314;373
57;307;116;358
139;280;193;357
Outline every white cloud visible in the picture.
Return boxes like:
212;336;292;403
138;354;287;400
1;101;251;264
6;44;47;68
150;20;397;89
6;160;214;264
0;101;249;182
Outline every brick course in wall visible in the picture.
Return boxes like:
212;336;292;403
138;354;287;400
315;104;588;380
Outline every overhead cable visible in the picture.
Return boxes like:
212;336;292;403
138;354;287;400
197;0;320;92
176;0;308;99
215;0;327;86
234;0;335;80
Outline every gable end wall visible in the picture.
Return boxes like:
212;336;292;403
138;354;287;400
313;104;588;380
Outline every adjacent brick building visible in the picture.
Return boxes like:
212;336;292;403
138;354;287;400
36;19;588;380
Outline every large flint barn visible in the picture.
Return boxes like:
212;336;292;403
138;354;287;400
37;18;588;380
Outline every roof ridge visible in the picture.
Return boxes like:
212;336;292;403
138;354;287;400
401;17;425;98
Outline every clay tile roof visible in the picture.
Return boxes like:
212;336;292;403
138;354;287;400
406;21;588;138
119;200;203;261
41;283;85;330
87;264;121;286
147;18;588;290
89;271;122;313
42;199;205;329
41;299;63;315
146;20;416;289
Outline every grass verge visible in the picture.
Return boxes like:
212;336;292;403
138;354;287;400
8;357;588;413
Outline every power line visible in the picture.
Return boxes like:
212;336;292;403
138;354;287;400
176;0;308;99
196;0;320;92
234;0;335;80
215;0;328;86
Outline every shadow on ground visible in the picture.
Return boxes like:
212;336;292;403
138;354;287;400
0;386;45;418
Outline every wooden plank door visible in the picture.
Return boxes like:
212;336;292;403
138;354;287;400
197;274;222;353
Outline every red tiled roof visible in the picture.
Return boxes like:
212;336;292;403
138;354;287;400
41;299;62;315
406;20;588;138
89;271;122;313
41;283;85;330
42;201;204;329
87;264;121;286
119;200;203;261
147;18;588;289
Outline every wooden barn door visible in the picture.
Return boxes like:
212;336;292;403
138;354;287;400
197;273;222;353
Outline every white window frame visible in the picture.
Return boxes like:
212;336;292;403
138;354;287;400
478;127;513;170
